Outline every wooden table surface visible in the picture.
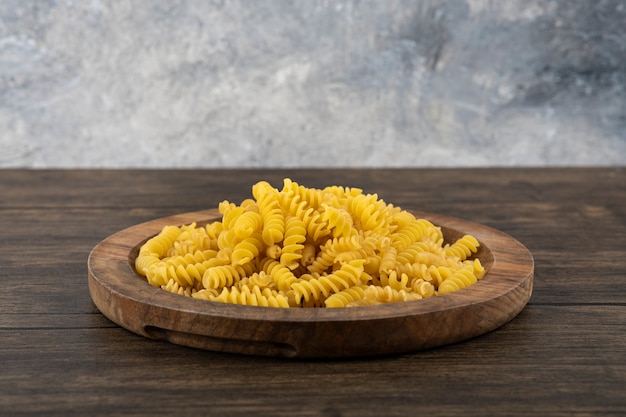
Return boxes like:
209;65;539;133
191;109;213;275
1;168;625;416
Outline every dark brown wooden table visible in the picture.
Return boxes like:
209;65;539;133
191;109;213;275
2;168;625;416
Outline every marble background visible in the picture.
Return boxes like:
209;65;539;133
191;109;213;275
1;0;625;168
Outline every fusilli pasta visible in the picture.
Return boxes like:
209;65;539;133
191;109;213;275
135;178;485;308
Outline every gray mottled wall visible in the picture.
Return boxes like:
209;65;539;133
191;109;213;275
1;0;625;168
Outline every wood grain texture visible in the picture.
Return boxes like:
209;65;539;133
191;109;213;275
87;209;533;358
1;168;625;416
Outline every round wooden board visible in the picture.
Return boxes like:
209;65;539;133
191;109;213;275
88;209;533;359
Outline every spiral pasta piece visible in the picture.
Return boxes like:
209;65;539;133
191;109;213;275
378;245;397;274
396;240;442;265
135;254;161;276
279;216;307;269
410;278;435;298
232;210;263;239
191;288;220;300
347;193;389;233
217;229;238;251
282;178;325;210
412;251;455;268
164;223;215;257
324;285;369;308
307;235;361;274
290;260;366;305
231;232;264;266
219;201;245;230
202;264;252;290
235;271;275;291
438;265;479;295
175;261;213;287
161;278;194;297
391;218;442;250
211;286;290;308
398;263;454;287
261;258;298;292
321;204;356;238
322;185;363;205
253;182;285;246
444;235;480;260
146;255;219;287
379;271;410;292
298;206;329;243
139;225;182;258
347;285;421;306
205;221;224;240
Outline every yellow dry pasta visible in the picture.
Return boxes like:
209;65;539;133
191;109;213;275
135;178;485;308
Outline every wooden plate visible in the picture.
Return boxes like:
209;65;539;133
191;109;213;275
88;209;533;359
